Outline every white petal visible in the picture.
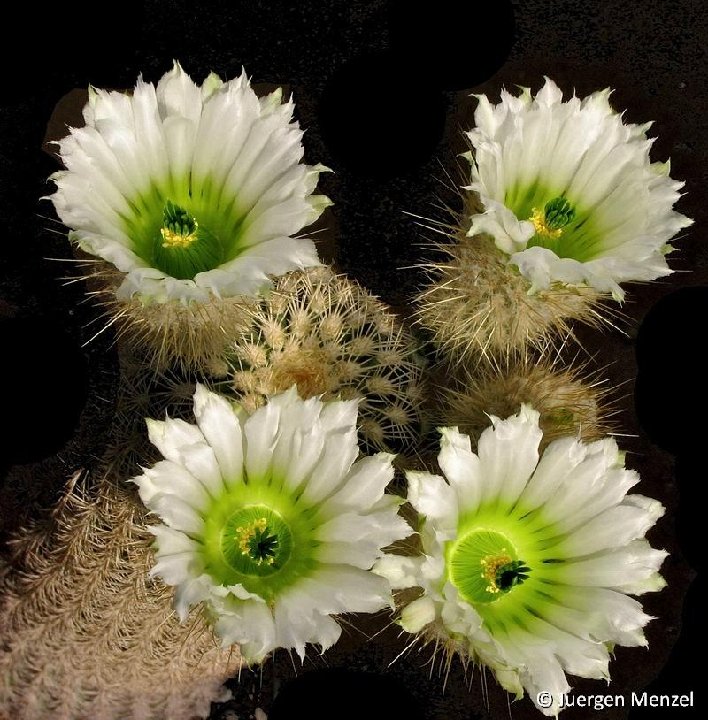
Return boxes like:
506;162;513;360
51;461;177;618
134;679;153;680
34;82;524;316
146;417;223;497
558;496;665;556
148;493;204;535
214;601;276;663
133;460;209;512
173;574;213;620
437;427;483;513
299;427;359;505
193;384;244;486
400;597;436;633
318;453;396;517
313;565;394;613
406;471;458;534
315;509;411;567
556;539;667;590
242;396;283;482
372;555;424;590
516;436;586;511
476;404;541;506
151;551;200;586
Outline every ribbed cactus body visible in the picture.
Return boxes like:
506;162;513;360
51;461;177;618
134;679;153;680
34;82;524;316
226;267;427;456
0;472;240;720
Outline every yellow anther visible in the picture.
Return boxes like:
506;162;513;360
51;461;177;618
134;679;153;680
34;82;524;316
160;224;199;249
530;207;563;239
480;551;513;594
235;517;268;557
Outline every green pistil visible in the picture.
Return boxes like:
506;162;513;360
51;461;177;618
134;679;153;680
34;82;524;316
161;200;199;247
542;196;576;231
449;529;531;604
530;196;576;240
246;522;279;565
494;559;531;592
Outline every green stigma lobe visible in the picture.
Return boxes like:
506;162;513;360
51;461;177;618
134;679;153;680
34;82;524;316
543;196;576;230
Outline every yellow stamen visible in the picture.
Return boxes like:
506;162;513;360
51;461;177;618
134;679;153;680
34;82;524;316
235;517;268;557
480;551;513;594
530;208;563;239
160;224;199;249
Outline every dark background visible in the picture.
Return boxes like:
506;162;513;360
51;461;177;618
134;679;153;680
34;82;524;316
0;1;704;718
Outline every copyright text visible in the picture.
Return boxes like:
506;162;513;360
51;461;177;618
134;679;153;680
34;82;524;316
536;691;695;711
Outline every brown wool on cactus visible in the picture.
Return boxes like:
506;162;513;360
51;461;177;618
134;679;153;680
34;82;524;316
435;353;614;451
415;232;608;364
0;472;240;720
224;266;427;455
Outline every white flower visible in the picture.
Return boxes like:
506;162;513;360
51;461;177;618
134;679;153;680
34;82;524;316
132;385;411;664
375;406;666;716
50;61;330;304
465;77;692;300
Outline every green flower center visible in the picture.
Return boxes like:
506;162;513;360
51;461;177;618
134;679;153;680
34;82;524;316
503;183;606;262
150;200;224;280
449;529;530;604
122;182;250;281
222;506;292;577
198;483;320;602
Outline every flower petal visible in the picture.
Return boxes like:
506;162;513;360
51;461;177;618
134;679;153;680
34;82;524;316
193;384;244;486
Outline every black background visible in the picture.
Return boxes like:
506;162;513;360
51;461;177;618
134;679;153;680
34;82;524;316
0;1;704;718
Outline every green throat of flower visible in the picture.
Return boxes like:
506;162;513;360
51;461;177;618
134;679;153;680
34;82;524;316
151;200;224;280
123;188;248;281
199;483;320;602
443;504;589;639
504;185;605;262
449;529;530;604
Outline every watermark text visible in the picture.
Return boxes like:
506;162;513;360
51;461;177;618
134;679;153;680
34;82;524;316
535;691;695;711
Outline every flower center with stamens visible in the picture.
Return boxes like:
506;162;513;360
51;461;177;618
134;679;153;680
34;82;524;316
161;200;199;249
449;529;530;604
145;198;226;280
221;506;292;577
530;196;576;239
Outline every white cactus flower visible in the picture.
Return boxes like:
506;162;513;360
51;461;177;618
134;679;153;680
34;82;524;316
465;77;692;300
132;385;411;664
375;405;666;715
50;61;330;304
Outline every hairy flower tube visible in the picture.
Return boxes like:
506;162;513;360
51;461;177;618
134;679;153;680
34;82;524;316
375;406;666;715
465;77;692;300
50;61;329;304
132;385;411;663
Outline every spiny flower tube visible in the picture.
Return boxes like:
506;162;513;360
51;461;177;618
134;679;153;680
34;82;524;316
49;61;330;304
465;77;692;300
132;385;411;663
374;406;666;716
